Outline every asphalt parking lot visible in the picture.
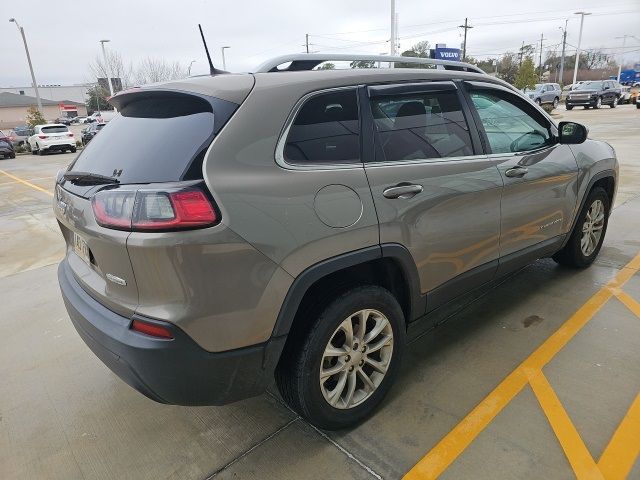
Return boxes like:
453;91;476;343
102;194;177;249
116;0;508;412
1;104;639;479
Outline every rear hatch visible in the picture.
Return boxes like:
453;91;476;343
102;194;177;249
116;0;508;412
55;85;247;317
41;125;74;144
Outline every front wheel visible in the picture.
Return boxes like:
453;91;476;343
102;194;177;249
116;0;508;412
594;96;602;109
610;97;618;108
71;147;77;153
553;97;559;108
553;187;610;268
535;98;542;105
566;105;574;110
276;285;406;430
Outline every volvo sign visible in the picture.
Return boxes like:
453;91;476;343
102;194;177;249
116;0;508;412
433;47;461;61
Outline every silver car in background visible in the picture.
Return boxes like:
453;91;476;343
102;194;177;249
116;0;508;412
524;82;562;107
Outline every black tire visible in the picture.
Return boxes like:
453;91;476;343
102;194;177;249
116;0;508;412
553;187;610;268
535;98;542;105
610;97;618;108
276;285;406;430
553;97;559;108
9;153;15;159
71;147;77;153
594;97;602;109
566;105;573;110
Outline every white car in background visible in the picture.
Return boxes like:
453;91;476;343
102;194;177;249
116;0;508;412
27;124;76;155
89;110;116;122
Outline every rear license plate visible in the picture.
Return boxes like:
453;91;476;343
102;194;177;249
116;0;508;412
73;232;91;265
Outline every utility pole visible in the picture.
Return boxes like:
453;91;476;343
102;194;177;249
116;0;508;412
572;11;591;86
99;40;114;97
614;35;630;82
458;18;473;61
305;33;309;54
538;33;545;81
9;18;42;112
559;20;568;85
390;0;396;67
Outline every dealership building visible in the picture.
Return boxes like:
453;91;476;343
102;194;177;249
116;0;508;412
0;92;87;130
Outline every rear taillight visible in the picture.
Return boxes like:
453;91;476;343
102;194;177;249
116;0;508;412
38;135;46;139
67;133;74;137
91;187;218;231
130;319;174;339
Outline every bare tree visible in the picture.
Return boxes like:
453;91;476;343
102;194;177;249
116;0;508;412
133;57;187;85
88;49;132;88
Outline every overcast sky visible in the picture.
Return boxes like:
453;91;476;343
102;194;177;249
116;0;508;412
2;0;639;87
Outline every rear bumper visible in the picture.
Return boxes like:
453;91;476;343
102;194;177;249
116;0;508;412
58;259;283;405
42;143;74;151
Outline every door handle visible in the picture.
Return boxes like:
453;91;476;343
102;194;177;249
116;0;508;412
505;166;529;178
383;183;423;199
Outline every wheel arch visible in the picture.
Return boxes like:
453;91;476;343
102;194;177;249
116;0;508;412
271;244;424;340
561;169;616;249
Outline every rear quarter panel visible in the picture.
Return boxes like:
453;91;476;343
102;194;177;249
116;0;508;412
203;75;379;278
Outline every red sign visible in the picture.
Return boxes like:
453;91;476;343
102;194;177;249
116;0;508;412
58;103;78;111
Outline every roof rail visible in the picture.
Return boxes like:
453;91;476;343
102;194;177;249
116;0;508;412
254;53;485;74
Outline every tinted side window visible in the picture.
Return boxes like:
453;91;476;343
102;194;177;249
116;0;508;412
284;89;359;165
369;90;473;162
470;89;553;154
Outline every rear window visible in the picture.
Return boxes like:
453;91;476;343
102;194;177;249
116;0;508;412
42;126;69;133
284;89;360;165
69;91;237;184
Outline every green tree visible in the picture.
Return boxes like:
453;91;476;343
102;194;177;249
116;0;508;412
25;106;46;128
496;52;519;85
515;57;538;90
86;86;111;114
317;62;336;70
350;60;376;69
397;41;431;68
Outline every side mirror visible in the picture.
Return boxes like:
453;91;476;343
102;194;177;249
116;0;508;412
558;121;588;144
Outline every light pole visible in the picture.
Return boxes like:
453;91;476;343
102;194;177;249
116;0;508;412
558;20;568;86
614;35;632;83
187;60;196;76
572;11;591;86
9;18;42;112
99;39;114;97
221;47;230;70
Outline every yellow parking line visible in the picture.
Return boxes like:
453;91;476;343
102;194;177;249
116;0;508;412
403;250;640;480
0;169;53;197
615;290;640;317
598;393;640;480
527;369;604;480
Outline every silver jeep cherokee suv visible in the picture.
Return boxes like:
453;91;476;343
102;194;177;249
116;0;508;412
55;54;617;430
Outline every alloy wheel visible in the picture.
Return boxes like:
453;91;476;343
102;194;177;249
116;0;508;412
319;309;393;409
581;199;605;256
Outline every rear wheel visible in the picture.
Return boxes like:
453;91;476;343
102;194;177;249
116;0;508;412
594;96;602;109
71;147;77;153
276;285;405;430
553;187;610;268
535;98;542;105
566;105;574;110
553;97;559;108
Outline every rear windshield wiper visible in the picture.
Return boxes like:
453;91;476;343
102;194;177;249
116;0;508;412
63;171;120;185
